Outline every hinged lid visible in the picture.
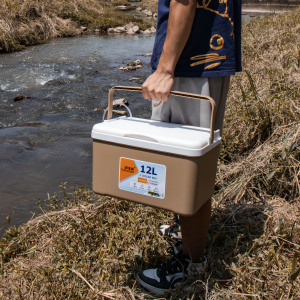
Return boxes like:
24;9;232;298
92;117;221;157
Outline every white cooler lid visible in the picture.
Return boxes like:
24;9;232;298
91;117;221;157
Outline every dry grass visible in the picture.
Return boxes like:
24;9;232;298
0;188;175;299
0;0;148;52
216;123;299;204
140;0;158;13
222;7;300;160
0;6;299;300
0;188;298;299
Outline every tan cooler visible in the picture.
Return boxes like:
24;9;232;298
92;86;221;216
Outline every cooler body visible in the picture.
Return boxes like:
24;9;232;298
92;117;221;216
93;140;220;216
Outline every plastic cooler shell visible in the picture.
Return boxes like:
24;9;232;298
92;117;221;216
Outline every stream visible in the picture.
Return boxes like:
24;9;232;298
0;34;155;232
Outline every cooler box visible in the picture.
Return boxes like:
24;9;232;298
91;86;221;216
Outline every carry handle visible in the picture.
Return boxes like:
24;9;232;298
107;85;216;144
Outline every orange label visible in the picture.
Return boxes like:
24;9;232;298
138;177;148;184
119;158;138;181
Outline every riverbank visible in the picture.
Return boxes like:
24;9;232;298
0;5;299;300
0;0;155;52
1;1;299;53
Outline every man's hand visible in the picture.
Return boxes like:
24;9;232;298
142;0;197;102
142;71;174;102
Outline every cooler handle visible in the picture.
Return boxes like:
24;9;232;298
107;85;216;144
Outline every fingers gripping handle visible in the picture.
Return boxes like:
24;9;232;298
107;85;216;144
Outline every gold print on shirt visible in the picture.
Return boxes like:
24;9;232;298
190;0;234;70
190;53;226;69
210;34;224;50
197;0;234;37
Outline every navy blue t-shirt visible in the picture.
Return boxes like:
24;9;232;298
151;0;242;77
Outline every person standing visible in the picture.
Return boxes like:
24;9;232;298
138;0;242;295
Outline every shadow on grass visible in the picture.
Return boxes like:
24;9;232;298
128;203;268;298
207;203;267;275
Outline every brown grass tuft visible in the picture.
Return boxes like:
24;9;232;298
222;7;300;161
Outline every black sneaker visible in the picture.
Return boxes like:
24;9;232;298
159;214;182;240
168;240;183;256
137;254;205;295
158;223;182;240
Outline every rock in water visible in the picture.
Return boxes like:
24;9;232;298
142;29;151;34
114;27;126;33
129;78;142;83
127;60;142;67
113;98;129;108
132;26;139;33
125;23;134;31
14;94;30;102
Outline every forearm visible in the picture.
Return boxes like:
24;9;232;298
142;0;197;101
157;0;197;75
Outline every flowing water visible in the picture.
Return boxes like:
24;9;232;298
0;34;155;231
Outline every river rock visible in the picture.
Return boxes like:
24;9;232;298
127;60;142;67
127;25;139;34
129;77;142;83
119;59;143;71
81;26;87;32
94;108;126;115
45;79;66;86
113;98;129;108
136;7;142;11
132;25;140;33
114;26;126;33
14;94;30;102
119;65;136;71
108;24;140;35
142;29;151;34
150;26;156;33
108;27;126;34
125;22;134;30
127;28;135;34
